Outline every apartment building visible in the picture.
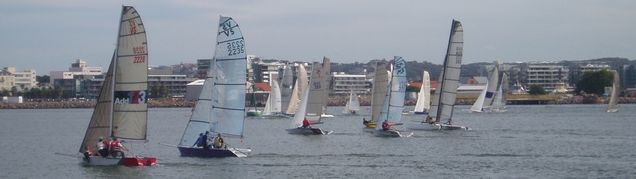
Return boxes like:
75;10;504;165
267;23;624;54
0;70;15;91
569;64;610;86
331;72;371;95
3;67;37;88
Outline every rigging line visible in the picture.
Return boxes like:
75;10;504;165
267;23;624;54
118;53;148;58
216;57;245;61
122;6;136;14
217;26;241;36
217;37;244;44
96;100;112;104
188;119;210;123
219;17;232;26
119;32;146;38
120;16;141;22
87;126;110;129
212;106;245;111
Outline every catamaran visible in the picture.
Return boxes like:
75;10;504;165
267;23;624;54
342;90;361;115
374;56;413;137
363;62;390;129
413;71;431;114
607;70;619;113
286;61;332;135
306;57;332;121
70;6;156;166
407;20;468;130
176;16;250;157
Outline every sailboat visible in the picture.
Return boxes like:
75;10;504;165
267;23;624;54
511;80;526;94
283;64;308;117
73;6;156;166
413;71;431;114
342;90;360;115
286;61;332;135
177;16;251;158
481;67;499;110
407;19;468;131
262;80;285;117
363;62;390;129
470;82;488;113
306;57;332;121
280;65;294;115
374;56;413;137
490;73;508;113
607;70;619;113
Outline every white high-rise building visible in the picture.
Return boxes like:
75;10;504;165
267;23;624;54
49;59;103;84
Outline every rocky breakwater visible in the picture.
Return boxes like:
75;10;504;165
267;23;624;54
0;101;96;109
0;99;196;109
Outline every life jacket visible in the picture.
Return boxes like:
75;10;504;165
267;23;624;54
110;141;120;152
382;121;390;130
213;137;223;148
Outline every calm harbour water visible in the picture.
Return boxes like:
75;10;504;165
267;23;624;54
1;104;635;178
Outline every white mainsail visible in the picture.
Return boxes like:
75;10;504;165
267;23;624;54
280;65;293;113
263;80;282;115
290;87;310;128
342;90;360;114
306;57;331;121
376;56;407;128
285;65;308;115
607;70;619;113
470;82;488;113
428;20;463;123
490;73;508;112
80;6;149;152
370;63;389;124
490;83;505;112
179;16;247;147
413;71;430;114
483;67;499;109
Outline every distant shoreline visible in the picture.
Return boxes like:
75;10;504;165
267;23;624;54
2;95;634;109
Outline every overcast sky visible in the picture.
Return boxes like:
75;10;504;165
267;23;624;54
2;0;635;74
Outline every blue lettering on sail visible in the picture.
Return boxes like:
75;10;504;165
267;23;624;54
221;21;234;36
485;92;494;98
313;82;321;89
